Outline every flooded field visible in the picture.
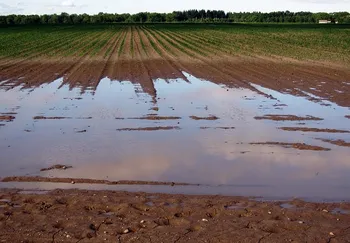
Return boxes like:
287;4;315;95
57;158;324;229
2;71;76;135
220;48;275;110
1;71;349;200
1;24;350;242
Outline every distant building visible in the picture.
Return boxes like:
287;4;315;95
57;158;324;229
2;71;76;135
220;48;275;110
319;19;338;24
319;20;331;24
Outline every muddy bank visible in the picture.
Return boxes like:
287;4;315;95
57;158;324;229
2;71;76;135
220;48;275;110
116;126;180;131
0;115;15;122
317;139;350;147
200;127;235;130
129;116;181;120
33;116;71;120
250;142;330;151
1;177;192;186
254;115;323;121
189;115;219;120
278;127;349;133
40;164;73;172
0;189;349;242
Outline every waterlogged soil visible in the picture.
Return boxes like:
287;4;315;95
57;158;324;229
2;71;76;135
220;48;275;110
249;142;331;151
116;126;181;132
1;177;190;186
0;189;350;243
189;115;219;120
254;115;323;121
0;115;15;121
317;139;350;148
278;127;350;133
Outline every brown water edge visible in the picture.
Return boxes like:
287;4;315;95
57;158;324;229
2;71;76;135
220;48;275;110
250;142;330;151
33;116;93;120
278;127;350;133
0;189;349;242
254;115;323;121
0;115;15;122
1;176;193;186
200;127;235;130
128;116;182;120
317;139;350;147
40;165;73;172
189;115;219;120
1;57;350;107
116;126;180;131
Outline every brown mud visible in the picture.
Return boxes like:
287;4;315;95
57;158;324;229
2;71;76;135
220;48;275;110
278;127;350;133
250;142;331;151
33;116;71;120
200;127;235;130
189;115;219;120
40;165;73;172
0;189;350;242
317;139;350;147
0;115;15;122
254;115;323;121
1;177;192;186
116;126;180;132
129;116;182;120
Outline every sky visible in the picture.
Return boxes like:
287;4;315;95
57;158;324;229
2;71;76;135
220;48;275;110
0;0;349;15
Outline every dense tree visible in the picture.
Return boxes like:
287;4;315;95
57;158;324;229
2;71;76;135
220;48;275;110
0;11;349;25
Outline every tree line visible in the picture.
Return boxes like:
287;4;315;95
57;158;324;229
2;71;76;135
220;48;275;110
1;10;350;25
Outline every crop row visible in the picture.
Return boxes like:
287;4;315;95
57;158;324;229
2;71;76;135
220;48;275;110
0;24;349;65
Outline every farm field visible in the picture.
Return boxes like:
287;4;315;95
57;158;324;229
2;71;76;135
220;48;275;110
1;23;350;242
1;23;350;192
0;24;350;106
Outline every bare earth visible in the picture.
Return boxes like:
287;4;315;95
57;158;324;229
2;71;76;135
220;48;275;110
0;189;350;243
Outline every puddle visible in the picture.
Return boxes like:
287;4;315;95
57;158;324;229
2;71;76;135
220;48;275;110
18;190;49;195
101;212;115;216
331;208;350;215
0;199;11;203
224;203;246;210
145;201;154;207
0;73;350;201
280;203;296;209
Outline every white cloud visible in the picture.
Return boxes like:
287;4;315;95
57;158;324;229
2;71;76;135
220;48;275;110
0;3;23;14
0;0;349;15
61;0;75;7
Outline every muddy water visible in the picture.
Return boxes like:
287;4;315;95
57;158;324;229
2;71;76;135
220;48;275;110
0;73;349;200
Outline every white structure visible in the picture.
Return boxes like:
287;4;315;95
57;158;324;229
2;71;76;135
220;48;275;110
319;20;331;24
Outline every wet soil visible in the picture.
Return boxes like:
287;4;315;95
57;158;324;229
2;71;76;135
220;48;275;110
40;165;73;172
116;126;181;131
0;189;350;243
1;177;191;186
33;116;71;120
250;142;331;151
0;115;15;122
189;115;219;120
317;139;350;147
200;127;235;130
278;127;349;133
129;116;182;120
254;115;323;121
